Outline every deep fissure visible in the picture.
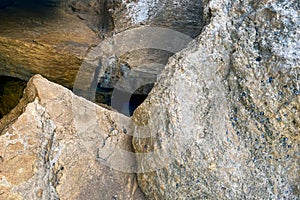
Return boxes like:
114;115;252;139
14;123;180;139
0;76;27;119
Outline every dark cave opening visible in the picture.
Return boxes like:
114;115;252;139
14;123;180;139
96;83;154;117
128;92;150;116
0;0;58;9
0;0;60;21
0;76;27;119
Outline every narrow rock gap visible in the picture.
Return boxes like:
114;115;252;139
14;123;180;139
94;58;173;117
92;0;208;117
100;0;115;33
0;76;27;119
94;49;172;117
99;83;155;116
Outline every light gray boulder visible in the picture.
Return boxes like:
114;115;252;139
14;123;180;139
132;0;300;199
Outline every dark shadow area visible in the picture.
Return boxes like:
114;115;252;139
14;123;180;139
96;83;154;117
0;0;14;9
0;0;59;17
0;0;58;9
0;76;27;119
95;86;113;106
129;93;149;116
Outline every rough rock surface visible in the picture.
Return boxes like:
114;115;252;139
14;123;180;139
105;0;205;77
0;75;145;200
132;0;300;199
0;3;99;88
0;0;204;98
73;0;205;112
109;0;204;37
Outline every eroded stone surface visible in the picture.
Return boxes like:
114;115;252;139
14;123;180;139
1;0;299;199
0;75;145;200
132;0;300;199
95;0;205;91
74;0;203;112
110;0;204;37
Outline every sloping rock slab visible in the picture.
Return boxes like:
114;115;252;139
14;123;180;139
0;75;145;200
0;7;99;88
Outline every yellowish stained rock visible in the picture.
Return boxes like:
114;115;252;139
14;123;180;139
0;75;145;200
0;7;99;88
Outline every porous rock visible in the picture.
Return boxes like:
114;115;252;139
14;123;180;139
132;0;300;199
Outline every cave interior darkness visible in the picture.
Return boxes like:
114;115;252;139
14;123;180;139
0;0;58;9
0;0;154;117
96;83;154;117
0;76;27;119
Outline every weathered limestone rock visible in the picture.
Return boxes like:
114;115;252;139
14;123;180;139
0;4;99;88
109;0;204;37
105;0;204;78
0;75;145;200
74;0;205;112
132;0;300;199
0;0;204;106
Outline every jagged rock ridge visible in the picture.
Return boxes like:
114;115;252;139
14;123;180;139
0;75;145;200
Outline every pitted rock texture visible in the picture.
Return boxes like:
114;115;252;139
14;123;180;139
0;75;145;200
132;0;300;199
93;0;205;101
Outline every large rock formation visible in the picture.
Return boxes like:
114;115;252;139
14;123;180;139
0;2;99;88
0;0;204;106
109;0;204;37
0;75;145;199
72;0;205;113
132;0;300;199
0;0;299;199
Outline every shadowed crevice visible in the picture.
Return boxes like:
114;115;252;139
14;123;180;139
0;76;27;119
